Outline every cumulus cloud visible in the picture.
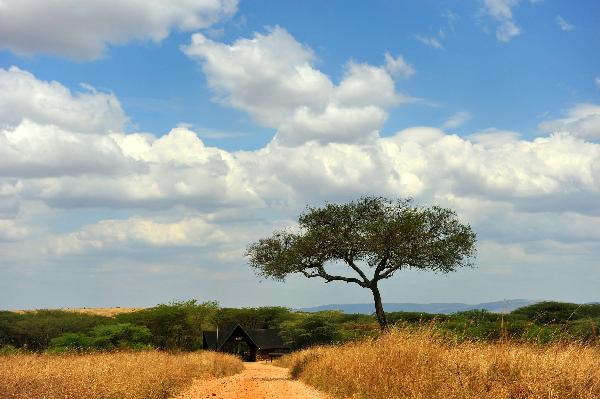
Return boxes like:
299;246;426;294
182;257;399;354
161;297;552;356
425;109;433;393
2;61;600;306
0;67;261;207
47;216;230;255
183;27;409;146
0;0;238;60
21;128;261;210
384;53;415;78
539;103;600;140
2;69;600;218
0;67;127;133
0;120;140;178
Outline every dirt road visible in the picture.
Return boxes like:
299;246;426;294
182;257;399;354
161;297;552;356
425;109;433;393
174;362;332;399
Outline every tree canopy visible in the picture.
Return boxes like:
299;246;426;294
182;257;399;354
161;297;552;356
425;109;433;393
246;196;477;329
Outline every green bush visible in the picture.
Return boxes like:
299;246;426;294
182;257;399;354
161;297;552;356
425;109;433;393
520;324;564;344
0;345;21;355
50;323;153;351
0;310;112;350
214;306;294;330
280;314;343;349
566;318;600;342
50;333;96;351
387;311;447;325
117;300;217;350
511;302;600;324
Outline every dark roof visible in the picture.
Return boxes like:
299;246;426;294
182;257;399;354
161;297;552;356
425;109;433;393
203;324;288;350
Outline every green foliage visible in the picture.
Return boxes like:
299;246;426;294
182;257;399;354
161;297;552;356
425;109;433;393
246;196;477;329
387;311;447;324
280;314;343;349
117;300;218;350
3;301;599;353
247;197;477;282
49;333;95;352
0;310;112;350
566;318;600;342
0;345;21;355
215;306;293;330
512;301;600;324
50;323;152;352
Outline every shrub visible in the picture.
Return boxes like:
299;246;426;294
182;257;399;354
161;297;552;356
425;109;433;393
0;345;20;355
116;300;217;351
511;301;591;324
0;310;112;350
280;315;343;349
567;318;600;342
50;323;153;352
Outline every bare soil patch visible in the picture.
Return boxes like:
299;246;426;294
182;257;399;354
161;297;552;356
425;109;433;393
174;362;331;399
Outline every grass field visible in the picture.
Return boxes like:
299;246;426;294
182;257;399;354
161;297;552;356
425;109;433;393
279;328;600;399
0;350;243;399
13;307;144;317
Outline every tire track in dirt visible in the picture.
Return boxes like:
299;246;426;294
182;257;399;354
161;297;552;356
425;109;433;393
174;362;331;399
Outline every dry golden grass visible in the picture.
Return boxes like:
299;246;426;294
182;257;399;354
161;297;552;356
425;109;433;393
0;350;243;399
12;307;144;317
279;328;600;399
63;307;144;317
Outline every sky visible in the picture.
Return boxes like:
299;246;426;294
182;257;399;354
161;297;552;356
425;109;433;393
1;0;600;309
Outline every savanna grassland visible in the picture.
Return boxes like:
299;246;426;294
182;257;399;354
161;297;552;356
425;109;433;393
0;351;243;399
279;328;600;399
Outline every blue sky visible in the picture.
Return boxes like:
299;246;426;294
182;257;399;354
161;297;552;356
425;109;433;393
4;0;599;147
1;0;600;309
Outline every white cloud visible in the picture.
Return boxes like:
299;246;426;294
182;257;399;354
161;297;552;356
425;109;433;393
0;0;238;60
415;35;443;49
595;77;600;88
482;0;521;42
2;64;600;306
47;216;230;255
24;128;262;210
0;70;261;206
0;67;127;133
442;111;471;129
183;27;409;146
0;120;140;177
384;53;415;78
539;104;600;140
0;219;29;241
2;68;599;217
556;15;574;31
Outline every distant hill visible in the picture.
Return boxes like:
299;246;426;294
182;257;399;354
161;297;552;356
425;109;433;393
299;299;536;314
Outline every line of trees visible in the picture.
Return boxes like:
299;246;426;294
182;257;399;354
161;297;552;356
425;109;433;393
2;301;600;354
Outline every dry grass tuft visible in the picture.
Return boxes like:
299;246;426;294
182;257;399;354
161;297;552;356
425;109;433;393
279;328;600;399
0;350;243;399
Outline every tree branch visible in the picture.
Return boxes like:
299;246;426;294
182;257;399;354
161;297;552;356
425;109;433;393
373;255;389;281
344;254;370;285
300;264;367;287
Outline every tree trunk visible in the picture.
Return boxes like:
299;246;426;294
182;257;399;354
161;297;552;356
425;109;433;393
370;283;388;330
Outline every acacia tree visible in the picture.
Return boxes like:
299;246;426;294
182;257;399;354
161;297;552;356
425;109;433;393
246;196;476;330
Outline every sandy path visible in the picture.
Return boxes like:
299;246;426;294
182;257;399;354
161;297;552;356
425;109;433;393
174;362;332;399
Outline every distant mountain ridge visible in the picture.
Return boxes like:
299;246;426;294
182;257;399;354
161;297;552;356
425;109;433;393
299;299;536;314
